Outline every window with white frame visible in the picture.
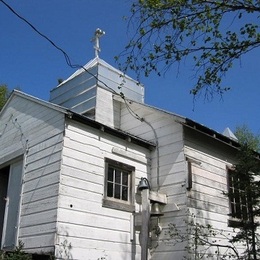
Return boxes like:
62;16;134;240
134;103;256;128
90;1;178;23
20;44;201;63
103;158;135;212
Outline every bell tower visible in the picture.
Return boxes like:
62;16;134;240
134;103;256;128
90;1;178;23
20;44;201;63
49;29;144;127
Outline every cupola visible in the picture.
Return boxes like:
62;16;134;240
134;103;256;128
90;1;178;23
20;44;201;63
49;29;144;127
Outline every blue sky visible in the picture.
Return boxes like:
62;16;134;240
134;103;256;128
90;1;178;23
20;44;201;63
1;0;259;136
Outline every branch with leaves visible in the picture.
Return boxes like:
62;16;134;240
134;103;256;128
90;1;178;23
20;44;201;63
165;214;241;259
0;85;10;111
117;0;260;99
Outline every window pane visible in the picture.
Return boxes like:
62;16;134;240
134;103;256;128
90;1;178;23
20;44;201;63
122;172;128;186
230;202;235;216
242;205;248;220
108;167;114;181
115;169;121;184
107;183;113;197
115;184;120;199
122;186;128;201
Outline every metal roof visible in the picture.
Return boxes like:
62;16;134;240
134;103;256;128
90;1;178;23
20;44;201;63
51;57;141;90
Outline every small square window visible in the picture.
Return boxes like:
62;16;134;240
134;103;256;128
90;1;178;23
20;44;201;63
103;159;135;212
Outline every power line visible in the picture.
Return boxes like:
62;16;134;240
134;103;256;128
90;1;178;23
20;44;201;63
0;0;150;118
1;0;161;189
0;0;153;127
0;0;117;94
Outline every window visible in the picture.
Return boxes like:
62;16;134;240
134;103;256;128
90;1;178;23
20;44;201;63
186;160;192;190
227;169;249;226
103;159;135;212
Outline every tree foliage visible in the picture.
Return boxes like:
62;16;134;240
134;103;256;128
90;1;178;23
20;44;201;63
229;127;260;259
166;213;241;259
117;0;260;98
0;85;10;111
235;125;260;152
0;241;32;260
166;127;260;259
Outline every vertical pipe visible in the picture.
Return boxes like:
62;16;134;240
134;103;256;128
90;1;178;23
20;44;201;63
140;189;150;260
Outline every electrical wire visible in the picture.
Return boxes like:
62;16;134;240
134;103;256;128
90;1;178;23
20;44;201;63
0;0;117;95
1;0;161;190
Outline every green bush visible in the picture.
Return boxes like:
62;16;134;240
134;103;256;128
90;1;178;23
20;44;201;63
0;241;32;260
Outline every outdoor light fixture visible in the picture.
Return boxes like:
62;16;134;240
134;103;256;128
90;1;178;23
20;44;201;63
138;177;150;191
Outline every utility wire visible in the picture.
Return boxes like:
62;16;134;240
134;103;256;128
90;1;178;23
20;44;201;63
0;0;146;124
0;0;117;95
1;0;161;189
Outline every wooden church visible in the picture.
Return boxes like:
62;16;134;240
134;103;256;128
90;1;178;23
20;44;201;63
0;30;253;259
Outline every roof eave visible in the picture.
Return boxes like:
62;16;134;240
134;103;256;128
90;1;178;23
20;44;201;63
68;112;156;150
183;118;240;149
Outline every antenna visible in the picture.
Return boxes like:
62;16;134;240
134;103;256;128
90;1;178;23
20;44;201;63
92;28;105;58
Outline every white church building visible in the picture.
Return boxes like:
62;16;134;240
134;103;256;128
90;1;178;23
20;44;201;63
0;31;253;259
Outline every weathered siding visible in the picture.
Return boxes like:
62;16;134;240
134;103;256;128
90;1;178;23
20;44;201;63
49;66;98;115
0;93;65;253
95;87;118;128
50;58;144;117
97;61;144;103
119;101;189;259
56;119;151;259
184;127;239;258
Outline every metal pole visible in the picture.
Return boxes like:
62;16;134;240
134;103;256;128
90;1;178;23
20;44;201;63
140;188;150;260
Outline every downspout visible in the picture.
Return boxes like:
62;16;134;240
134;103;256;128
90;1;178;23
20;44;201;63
142;118;160;191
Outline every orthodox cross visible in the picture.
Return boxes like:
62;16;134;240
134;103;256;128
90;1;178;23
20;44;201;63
93;28;105;58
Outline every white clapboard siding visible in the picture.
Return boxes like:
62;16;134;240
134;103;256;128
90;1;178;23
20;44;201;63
151;251;188;260
55;118;151;259
24;160;61;182
119;101;190;259
22;172;60;193
183;141;240;258
19;222;56;237
20;234;55;254
119;100;241;260
184;129;237;165
20;197;58;216
55;234;140;260
58;209;131;236
0;93;65;253
188;198;229;219
60;165;104;185
95;87;115;127
185;146;234;170
113;99;121;128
